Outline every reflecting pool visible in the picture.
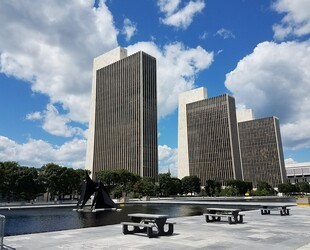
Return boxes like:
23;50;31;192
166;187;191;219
1;204;208;236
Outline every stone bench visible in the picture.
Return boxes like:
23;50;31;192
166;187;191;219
260;207;290;216
121;221;176;237
121;221;157;238
204;213;245;224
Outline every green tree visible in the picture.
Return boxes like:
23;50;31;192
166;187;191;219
158;173;173;197
225;180;252;196
255;181;275;196
0;161;20;201
0;163;5;195
205;180;221;197
170;178;183;196
15;166;45;201
296;182;310;194
40;163;59;198
0;162;46;202
57;167;85;199
40;163;67;200
278;182;298;195
116;169;139;195
97;169;139;197
75;169;89;197
134;177;156;197
112;185;122;199
182;176;201;196
96;170;119;193
0;161;85;202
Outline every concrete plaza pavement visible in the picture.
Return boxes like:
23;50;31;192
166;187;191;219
3;205;310;250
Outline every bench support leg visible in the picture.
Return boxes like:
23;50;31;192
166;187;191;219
205;215;212;222
147;227;155;238
166;223;174;235
123;224;133;235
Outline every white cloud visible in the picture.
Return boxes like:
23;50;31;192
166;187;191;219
127;41;213;118
0;0;118;124
199;32;208;40
0;136;86;168
26;112;42;120
215;28;235;39
122;18;137;42
42;104;84;137
285;158;298;165
158;0;205;29
158;0;181;15
272;0;310;40
225;40;310;150
26;104;84;137
158;145;178;176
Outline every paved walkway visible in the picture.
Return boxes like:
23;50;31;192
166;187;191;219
3;206;310;250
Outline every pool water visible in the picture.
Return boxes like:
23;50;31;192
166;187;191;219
1;204;206;236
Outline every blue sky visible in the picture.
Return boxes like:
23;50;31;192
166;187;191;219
1;0;310;176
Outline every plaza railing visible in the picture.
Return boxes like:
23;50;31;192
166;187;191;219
0;215;4;249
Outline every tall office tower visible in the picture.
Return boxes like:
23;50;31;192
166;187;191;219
186;94;243;185
85;47;158;180
238;117;286;187
178;87;207;180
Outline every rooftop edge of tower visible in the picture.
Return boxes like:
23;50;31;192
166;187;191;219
93;47;128;70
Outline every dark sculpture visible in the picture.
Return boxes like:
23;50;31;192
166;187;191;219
75;171;118;212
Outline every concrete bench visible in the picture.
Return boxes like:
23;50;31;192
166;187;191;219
204;213;234;224
204;213;245;224
121;221;176;237
121;221;157;238
260;207;290;216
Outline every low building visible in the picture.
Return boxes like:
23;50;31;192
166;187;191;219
286;162;310;183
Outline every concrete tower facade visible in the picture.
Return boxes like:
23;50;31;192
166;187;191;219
186;94;243;185
178;87;207;180
238;117;286;187
85;47;158;180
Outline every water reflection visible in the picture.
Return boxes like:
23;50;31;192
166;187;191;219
1;204;207;236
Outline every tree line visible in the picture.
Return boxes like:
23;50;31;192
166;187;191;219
96;171;201;198
278;182;310;195
81;171;310;198
1;161;309;203
0;162;85;202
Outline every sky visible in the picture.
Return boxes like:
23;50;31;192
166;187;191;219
1;0;310;176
